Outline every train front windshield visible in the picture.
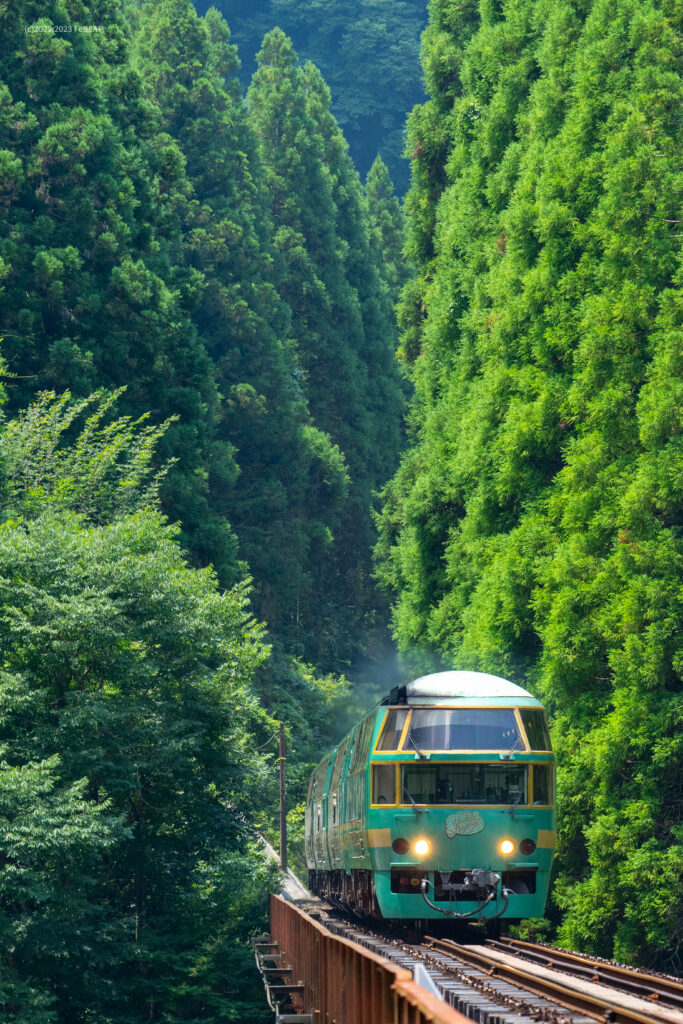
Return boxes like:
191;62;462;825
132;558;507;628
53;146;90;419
408;708;521;751
402;763;528;806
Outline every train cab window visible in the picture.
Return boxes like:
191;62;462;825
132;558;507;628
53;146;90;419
401;763;528;805
372;764;396;804
406;708;522;751
377;709;409;750
521;709;552;750
533;764;553;805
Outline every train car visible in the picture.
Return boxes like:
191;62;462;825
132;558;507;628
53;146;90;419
305;671;555;929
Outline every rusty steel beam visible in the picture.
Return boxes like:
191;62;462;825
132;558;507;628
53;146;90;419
269;895;471;1024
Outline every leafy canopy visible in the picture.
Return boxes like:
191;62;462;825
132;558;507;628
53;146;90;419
0;387;275;1022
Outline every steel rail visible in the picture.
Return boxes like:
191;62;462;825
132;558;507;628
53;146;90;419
424;936;680;1024
486;937;683;1011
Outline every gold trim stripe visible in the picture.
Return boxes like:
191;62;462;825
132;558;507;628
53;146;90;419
367;828;392;848
537;829;556;849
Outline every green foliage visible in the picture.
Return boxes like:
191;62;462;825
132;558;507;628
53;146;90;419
150;848;277;1023
248;30;404;670
253;649;355;869
0;0;401;678
192;0;427;191
0;388;173;521
0;0;409;1005
377;0;683;968
0;0;408;1015
0;756;126;1023
0;0;237;582
365;155;411;311
0;390;274;1020
128;0;351;646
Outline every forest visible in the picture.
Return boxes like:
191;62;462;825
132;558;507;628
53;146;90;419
191;0;428;192
377;0;682;971
0;0;681;1020
0;1;405;1019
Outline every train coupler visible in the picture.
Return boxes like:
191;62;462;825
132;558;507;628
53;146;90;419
421;871;511;919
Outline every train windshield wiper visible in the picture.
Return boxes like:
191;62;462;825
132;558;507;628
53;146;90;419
406;727;428;760
402;785;424;815
508;786;525;816
501;731;523;759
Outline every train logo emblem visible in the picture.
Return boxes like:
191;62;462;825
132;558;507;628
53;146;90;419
445;811;485;837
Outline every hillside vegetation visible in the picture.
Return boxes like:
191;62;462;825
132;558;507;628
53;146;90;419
1;0;682;1016
376;0;683;968
0;1;405;1018
192;0;428;192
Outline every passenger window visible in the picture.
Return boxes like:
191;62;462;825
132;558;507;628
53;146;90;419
372;763;396;804
351;716;374;770
313;756;331;802
330;739;348;792
377;709;408;750
522;710;552;750
533;765;553;805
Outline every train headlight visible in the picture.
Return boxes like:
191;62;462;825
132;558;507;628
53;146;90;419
414;838;430;857
499;838;515;856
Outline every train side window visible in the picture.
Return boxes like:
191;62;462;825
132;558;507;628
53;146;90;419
351;716;374;770
377;709;408;750
313;756;331;803
330;740;348;792
522;710;552;750
372;763;396;804
332;793;337;824
533;765;553;805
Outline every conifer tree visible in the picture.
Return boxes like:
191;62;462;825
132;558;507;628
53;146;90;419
365;155;410;310
302;62;403;497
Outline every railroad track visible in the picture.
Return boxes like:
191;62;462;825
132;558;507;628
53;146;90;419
327;919;594;1024
486;937;683;1012
424;935;683;1024
283;891;683;1024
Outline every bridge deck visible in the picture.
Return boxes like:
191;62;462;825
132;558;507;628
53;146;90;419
255;893;472;1023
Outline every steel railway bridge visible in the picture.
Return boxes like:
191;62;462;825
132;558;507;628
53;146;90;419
254;892;683;1024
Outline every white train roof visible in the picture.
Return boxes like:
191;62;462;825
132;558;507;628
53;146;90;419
384;670;543;707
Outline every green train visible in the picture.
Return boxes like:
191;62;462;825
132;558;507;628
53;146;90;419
305;671;556;928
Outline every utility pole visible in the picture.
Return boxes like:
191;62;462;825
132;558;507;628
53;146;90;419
279;721;287;874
